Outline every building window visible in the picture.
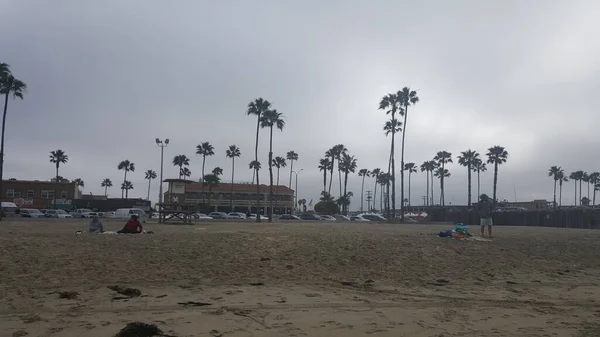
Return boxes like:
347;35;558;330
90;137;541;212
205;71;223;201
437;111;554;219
41;190;55;199
61;191;68;199
5;189;21;197
27;190;35;198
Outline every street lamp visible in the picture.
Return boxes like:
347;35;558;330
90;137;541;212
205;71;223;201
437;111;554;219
156;138;169;220
292;169;303;213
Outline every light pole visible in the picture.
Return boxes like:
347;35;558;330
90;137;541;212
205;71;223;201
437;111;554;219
292;169;303;213
156;138;169;221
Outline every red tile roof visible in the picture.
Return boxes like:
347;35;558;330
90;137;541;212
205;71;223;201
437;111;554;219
185;182;294;194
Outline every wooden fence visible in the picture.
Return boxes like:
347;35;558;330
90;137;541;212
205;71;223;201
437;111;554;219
428;208;600;229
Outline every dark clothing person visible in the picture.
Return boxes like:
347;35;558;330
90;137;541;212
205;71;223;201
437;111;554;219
477;198;493;218
118;216;143;234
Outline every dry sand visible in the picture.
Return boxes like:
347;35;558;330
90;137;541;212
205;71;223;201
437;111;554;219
1;220;599;337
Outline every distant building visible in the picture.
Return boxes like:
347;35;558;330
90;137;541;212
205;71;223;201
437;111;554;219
0;179;81;209
163;179;295;214
497;199;550;210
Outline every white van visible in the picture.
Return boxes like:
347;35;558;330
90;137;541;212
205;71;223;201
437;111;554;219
1;202;19;216
114;208;147;219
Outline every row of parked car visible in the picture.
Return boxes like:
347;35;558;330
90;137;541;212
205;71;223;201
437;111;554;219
18;207;148;219
165;211;388;222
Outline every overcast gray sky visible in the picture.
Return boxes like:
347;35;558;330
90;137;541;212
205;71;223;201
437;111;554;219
1;0;599;209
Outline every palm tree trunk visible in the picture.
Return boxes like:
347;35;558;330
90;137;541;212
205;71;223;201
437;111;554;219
230;157;235;212
147;178;151;200
579;180;583;205
574;180;577;205
322;169;327;193
360;175;365;212
431;170;435;206
254;115;261;222
467;164;472;207
559;180;563;206
387;143;393;220
441;163;445;206
477;169;481;199
104;185;108;197
0;91;10;219
268;127;274;222
373;175;377;211
425;171;429;207
288;159;294;189
201;156;206;204
587;182;590;199
338;165;342;197
276;167;280;215
328;160;334;194
380;183;383;211
400;107;408;221
126;187;129;199
552;179;557;210
54;164;59;209
492;162;498;207
123;170;128;199
391;123;396;220
343;171;349;215
593;186;597;207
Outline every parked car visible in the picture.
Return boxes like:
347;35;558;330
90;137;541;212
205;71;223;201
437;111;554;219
20;208;46;218
44;209;73;218
194;213;213;220
115;208;147;218
208;212;230;219
359;213;387;221
350;215;370;222
298;213;322;221
71;208;98;218
228;212;247;219
319;215;337;221
280;214;301;220
40;209;49;214
247;213;266;220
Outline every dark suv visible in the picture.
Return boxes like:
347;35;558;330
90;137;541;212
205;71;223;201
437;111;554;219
298;213;322;220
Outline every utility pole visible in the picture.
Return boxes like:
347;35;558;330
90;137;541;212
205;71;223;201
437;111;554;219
366;191;372;212
421;195;427;206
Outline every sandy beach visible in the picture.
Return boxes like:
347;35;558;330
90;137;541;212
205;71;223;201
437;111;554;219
1;220;599;337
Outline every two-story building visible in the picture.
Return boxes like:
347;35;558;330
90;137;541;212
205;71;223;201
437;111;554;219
1;179;81;209
163;179;295;214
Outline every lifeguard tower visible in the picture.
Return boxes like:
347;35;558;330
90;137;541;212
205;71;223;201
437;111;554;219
158;178;196;223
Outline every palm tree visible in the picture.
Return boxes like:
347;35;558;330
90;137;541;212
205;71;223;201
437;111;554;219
397;87;419;220
340;153;357;214
404;163;417;207
226;145;241;212
117;160;135;199
377;173;392;213
358;169;370;212
557;170;567;206
325;148;336;194
472;158;487;199
583;172;590;200
457;150;480;207
419;161;436;206
331;144;347;197
172;154;190;179
247;98;272;222
379;91;402;218
589;172;600;206
203;173;220;212
335;192;353;214
318;158;331;193
272;156;287;214
286;150;298;189
49;150;68;207
180;167;191;179
212;166;223;176
144;170;157;200
371;168;381;212
486;146;508;206
195;141;214;204
51;176;69;183
569;171;579;205
249;160;262;220
73;178;84;192
260;109;286;222
574;170;585;205
434;167;451;204
101;178;113;196
0;67;26;211
433;151;453;206
548;166;561;210
121;180;134;198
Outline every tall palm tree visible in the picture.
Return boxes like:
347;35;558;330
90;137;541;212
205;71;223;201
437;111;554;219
457;150;480;207
472;158;487;198
260;109;285;222
272;156;287;214
377;173;392;213
172;154;190;179
286;150;298;189
145;169;157;200
589;172;600;206
212;166;223;176
574;170;585;205
583;172;590;200
331;144;347;197
73;178;84;189
226;145;241;212
358;168;370;212
434;167;451;204
318;158;331;193
101;178;112;197
403;163;417;207
117;160;135;199
569;171;579;205
548;166;561;210
419;161;436;206
49;150;68;208
121;180;134;199
371;168;381;212
203;173;220;212
379;91;402;219
249;160;262;217
247;98;272;222
325;148;336;194
195;142;214;203
0;67;26;211
433;151;452;206
557;170;567;206
486;146;508;206
397;87;419;220
340;153;357;214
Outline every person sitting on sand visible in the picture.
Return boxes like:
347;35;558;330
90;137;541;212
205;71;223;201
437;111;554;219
88;215;104;233
117;214;143;234
477;194;494;238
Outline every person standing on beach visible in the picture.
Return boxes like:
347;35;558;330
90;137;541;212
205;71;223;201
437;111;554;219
477;194;494;238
